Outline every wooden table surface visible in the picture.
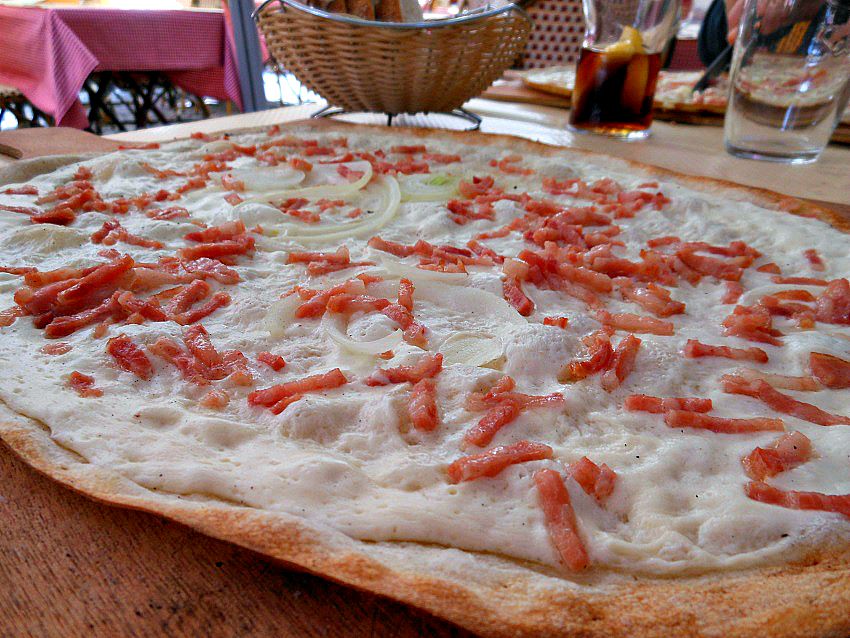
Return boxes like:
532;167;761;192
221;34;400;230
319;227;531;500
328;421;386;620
1;100;848;637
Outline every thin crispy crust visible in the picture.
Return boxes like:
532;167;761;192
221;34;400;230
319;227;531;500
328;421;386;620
1;121;849;638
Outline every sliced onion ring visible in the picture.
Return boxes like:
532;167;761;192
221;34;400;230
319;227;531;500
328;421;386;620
275;175;401;243
399;173;459;202
322;314;403;355
240;161;373;205
438;332;504;367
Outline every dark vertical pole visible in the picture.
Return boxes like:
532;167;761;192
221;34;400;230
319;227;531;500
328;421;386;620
229;0;268;112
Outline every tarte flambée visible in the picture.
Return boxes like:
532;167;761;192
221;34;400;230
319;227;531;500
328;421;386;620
521;65;850;123
1;121;849;638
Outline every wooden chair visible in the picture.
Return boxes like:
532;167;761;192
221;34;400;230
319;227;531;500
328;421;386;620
0;84;52;128
518;0;585;69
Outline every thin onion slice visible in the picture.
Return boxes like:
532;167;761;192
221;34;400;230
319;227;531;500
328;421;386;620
439;332;504;367
275;175;400;242
413;280;527;326
240;161;373;205
224;166;305;192
380;257;468;285
264;294;302;339
322;314;403;355
399;173;459;202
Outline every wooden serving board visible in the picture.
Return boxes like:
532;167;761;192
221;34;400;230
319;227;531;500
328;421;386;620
0;127;134;160
481;77;850;144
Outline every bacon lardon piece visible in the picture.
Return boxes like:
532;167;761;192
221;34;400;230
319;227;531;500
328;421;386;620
408;378;439;432
248;368;348;414
721;305;782;346
182;258;241;285
683;339;769;363
625;394;713;414
810;352;850;389
463;376;564;447
675;247;744;281
14;279;77;318
366;353;442;387
146;206;190;221
745;481;850;519
178;235;254;261
68;371;103;398
0;203;41;216
184;220;247;243
40;342;72;355
257;351;286;371
54;255;135;313
2;185;38;195
730;368;819;392
224;192;243;206
90;219;164;249
30;207;76;226
43;294;121;338
294;279;366;319
503;277;534;316
397;278;414;312
107;334;153;380
140;162;185;179
756;263;781;274
200;389;230;409
182;324;224;370
559;262;614;293
568;456;617;502
464;401;521;448
596;310;674;336
773;275;829;286
742;431;813;481
165;279;211;315
0;266;36;276
664;410;785;433
458;176;495;199
447;440;553;483
390;145;427;154
0;306;24;327
543;316;569;329
815;278;850;325
327;294;390;314
804;248;826;272
722;375;850;426
492;155;534;176
172;292;230;326
600;334;641;392
288;246;350;265
722;281;744;305
618;281;685;317
380;303;428;348
558;330;614;382
116;291;168;323
533;468;589;571
149;337;210;385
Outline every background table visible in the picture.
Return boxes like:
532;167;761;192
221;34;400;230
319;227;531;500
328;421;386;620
1;101;848;636
0;3;242;128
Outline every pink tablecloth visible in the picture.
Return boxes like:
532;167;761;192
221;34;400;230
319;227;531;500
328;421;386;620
0;6;243;128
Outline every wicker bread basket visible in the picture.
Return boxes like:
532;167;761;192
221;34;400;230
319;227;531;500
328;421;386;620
255;0;532;115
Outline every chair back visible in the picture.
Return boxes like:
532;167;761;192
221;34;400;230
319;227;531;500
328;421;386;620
519;0;584;68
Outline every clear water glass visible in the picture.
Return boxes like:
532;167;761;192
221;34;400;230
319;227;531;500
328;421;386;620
724;0;850;163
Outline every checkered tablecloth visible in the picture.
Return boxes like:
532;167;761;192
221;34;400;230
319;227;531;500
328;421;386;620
0;5;243;127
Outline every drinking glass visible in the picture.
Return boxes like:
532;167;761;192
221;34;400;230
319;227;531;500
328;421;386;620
724;0;850;163
568;0;682;139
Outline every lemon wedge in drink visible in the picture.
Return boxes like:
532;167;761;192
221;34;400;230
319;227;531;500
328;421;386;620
603;26;645;62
